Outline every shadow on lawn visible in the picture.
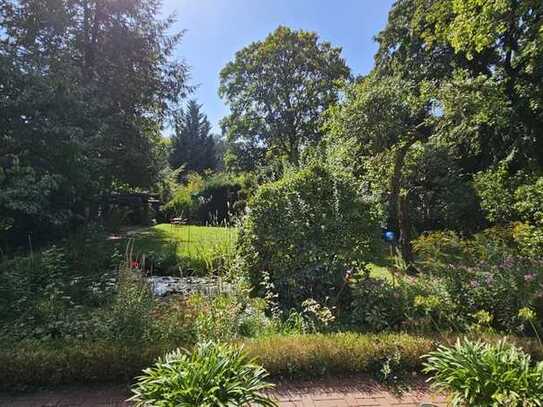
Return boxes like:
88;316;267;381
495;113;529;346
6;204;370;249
127;225;236;277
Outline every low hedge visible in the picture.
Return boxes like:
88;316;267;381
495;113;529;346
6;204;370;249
0;333;540;390
0;333;432;390
243;333;434;378
0;341;167;390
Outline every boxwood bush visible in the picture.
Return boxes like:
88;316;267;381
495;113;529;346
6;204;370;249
237;164;381;310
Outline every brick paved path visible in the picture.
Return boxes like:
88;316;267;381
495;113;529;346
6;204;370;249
0;378;448;406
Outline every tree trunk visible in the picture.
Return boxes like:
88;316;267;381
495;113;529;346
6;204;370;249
398;191;416;273
388;142;416;270
387;144;410;234
288;134;299;166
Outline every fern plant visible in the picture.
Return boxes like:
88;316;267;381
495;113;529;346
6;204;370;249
130;341;277;407
423;339;543;406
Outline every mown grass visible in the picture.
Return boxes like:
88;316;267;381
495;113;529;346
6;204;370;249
128;224;237;274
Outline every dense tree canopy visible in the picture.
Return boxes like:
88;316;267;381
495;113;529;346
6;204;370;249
219;26;350;172
376;0;543;170
324;0;542;267
0;0;190;245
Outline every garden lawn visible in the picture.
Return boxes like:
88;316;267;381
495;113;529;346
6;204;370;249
128;224;237;275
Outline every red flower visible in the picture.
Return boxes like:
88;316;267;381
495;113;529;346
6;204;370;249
131;260;140;269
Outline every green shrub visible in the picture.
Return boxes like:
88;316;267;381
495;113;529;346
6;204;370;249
161;172;256;225
244;332;434;379
238;164;381;310
349;274;462;333
441;257;542;332
513;222;543;258
413;227;518;272
350;276;409;331
424;339;543;406
161;173;204;221
406;275;462;332
1;332;540;389
412;228;543;332
0;340;167;389
130;342;277;407
514;177;543;226
107;269;155;343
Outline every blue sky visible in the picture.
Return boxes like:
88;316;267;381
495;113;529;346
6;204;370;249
161;0;395;134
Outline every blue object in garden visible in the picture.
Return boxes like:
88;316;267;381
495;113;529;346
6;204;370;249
384;230;396;243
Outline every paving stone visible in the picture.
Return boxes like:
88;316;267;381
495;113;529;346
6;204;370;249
1;382;449;407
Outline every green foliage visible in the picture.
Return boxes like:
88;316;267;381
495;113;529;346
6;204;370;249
238;164;381;310
350;276;409;331
189;290;273;342
0;332;440;389
0;0;190;246
325;75;433;156
513;222;543;258
0;238;119;340
424;339;543;406
349;272;461;333
130;224;236;276
130;342;277;407
108;270;155;344
0;340;168;390
245;332;434;380
162;172;255;225
404;144;483;233
170;100;217;175
412;229;543;332
220;25;350;170
474;163;526;224
324;74;437;264
0;234;199;345
423;0;543;168
515;177;543;226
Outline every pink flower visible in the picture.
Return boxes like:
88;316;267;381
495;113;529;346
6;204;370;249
524;273;536;283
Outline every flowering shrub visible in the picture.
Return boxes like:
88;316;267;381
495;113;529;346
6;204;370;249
433;256;543;332
413;228;543;332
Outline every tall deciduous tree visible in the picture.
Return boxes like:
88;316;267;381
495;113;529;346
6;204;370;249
424;0;543;169
219;26;350;171
170;100;217;175
377;0;543;171
325;75;435;267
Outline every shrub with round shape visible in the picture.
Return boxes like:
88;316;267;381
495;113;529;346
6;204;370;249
130;341;277;407
238;164;381;310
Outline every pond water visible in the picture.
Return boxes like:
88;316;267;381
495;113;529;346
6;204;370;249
148;275;233;297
